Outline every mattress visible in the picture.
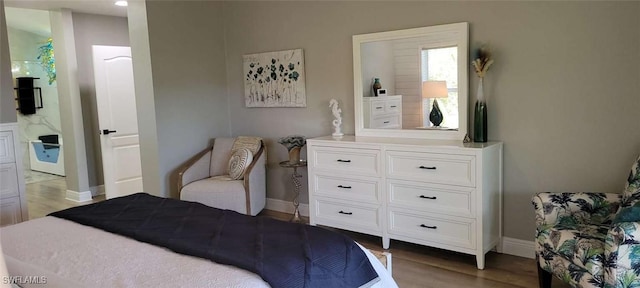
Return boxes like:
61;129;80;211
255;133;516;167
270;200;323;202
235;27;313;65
0;217;397;288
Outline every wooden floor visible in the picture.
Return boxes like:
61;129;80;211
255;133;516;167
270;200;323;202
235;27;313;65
25;178;105;219
259;210;569;288
25;179;569;288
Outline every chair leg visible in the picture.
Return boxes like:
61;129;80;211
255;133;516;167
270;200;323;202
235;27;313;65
537;260;552;288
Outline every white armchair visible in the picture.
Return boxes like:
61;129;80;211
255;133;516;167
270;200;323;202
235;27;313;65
177;137;266;216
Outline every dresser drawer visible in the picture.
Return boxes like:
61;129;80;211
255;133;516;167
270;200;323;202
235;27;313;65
311;147;380;176
387;151;475;187
388;180;474;217
0;131;15;164
0;163;19;199
369;102;386;116
372;115;400;129
389;209;475;249
385;100;401;114
313;199;381;232
313;174;380;203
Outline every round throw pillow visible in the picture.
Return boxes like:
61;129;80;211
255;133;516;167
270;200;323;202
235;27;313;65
228;148;253;180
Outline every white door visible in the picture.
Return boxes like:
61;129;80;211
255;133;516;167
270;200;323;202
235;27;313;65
93;45;143;199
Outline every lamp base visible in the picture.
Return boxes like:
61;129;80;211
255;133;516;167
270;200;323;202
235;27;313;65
290;208;303;223
429;99;443;127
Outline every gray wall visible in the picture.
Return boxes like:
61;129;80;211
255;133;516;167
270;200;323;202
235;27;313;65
145;1;230;198
0;1;16;124
72;12;129;188
479;2;640;241
144;1;640;242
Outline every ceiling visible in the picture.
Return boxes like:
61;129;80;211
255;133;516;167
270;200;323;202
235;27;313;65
4;0;127;36
5;7;52;36
5;0;127;17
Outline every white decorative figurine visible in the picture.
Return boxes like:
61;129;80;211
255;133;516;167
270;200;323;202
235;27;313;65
329;99;344;138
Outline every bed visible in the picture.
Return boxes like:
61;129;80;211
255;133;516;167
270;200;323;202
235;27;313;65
0;194;397;288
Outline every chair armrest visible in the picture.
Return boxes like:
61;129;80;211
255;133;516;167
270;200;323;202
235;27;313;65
604;222;640;287
532;192;620;227
177;146;213;194
243;142;266;215
607;221;640;247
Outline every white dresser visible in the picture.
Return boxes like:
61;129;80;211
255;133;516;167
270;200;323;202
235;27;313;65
307;135;502;269
0;123;28;226
362;95;402;129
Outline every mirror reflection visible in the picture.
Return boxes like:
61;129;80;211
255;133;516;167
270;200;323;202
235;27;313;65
354;22;468;140
361;39;459;130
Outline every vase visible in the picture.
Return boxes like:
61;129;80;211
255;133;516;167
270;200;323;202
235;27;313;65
372;78;382;96
429;99;443;127
288;147;301;164
473;78;488;143
474;101;487;143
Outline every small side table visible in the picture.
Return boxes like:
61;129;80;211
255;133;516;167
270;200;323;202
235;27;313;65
279;160;307;223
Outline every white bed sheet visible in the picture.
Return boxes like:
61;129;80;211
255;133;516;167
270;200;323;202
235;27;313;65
0;217;397;288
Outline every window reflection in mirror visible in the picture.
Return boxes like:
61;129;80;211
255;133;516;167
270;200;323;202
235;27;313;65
421;46;458;129
353;22;468;140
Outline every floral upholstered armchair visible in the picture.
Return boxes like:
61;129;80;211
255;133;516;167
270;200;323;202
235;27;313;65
532;155;640;288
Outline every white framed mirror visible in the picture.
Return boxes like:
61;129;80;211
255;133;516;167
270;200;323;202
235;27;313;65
353;22;469;140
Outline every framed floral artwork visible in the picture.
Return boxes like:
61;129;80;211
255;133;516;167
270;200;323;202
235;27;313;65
243;49;306;108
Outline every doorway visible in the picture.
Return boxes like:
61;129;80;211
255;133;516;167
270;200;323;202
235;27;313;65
5;7;69;218
4;6;135;218
5;8;65;185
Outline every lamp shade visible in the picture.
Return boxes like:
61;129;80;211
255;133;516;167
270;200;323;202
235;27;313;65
422;81;448;99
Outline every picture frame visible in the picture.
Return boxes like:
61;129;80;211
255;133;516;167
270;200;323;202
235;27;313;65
377;89;387;96
243;49;306;108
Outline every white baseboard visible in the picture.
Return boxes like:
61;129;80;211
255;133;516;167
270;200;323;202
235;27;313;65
501;237;535;259
265;198;309;217
90;185;105;196
66;189;92;202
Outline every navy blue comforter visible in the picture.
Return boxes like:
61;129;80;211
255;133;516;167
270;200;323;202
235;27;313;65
49;193;379;288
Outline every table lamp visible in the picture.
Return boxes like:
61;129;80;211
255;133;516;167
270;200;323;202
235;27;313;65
422;80;448;127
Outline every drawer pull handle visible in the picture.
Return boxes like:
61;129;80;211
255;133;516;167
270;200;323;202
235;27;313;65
420;224;437;229
419;195;437;200
338;211;353;215
337;159;351;163
337;185;352;189
419;166;437;170
390;105;397;108
376;107;383;109
383;121;390;124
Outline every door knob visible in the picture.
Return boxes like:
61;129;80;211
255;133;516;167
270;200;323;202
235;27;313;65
102;129;117;135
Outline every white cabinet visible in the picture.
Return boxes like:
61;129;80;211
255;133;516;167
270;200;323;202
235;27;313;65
0;131;16;164
308;142;383;237
307;135;502;269
0;197;22;226
0;163;19;198
363;95;402;129
0;123;28;226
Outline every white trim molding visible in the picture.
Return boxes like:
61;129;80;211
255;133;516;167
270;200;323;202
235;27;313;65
265;198;309;217
501;237;535;259
66;189;92;202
